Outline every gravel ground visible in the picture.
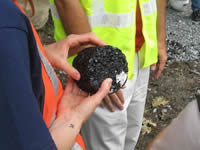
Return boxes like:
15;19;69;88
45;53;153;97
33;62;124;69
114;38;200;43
166;4;200;63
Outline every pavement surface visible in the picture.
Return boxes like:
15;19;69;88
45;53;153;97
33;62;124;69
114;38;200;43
166;3;200;63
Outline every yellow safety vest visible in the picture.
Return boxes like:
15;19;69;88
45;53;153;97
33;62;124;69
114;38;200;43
49;0;158;79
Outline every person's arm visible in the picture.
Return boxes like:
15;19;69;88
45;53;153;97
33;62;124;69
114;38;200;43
0;27;112;150
50;78;112;150
0;27;57;150
55;0;91;34
54;0;95;52
151;0;168;79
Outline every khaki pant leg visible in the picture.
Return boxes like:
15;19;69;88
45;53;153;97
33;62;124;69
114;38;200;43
124;54;150;150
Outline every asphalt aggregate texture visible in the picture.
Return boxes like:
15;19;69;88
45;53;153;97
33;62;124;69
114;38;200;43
72;46;128;94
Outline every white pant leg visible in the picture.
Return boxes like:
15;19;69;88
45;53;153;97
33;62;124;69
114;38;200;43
124;54;150;150
81;107;127;150
150;100;200;150
81;53;149;150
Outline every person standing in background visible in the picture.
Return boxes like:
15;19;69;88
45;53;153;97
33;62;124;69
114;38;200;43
191;0;200;21
168;0;200;21
49;0;168;149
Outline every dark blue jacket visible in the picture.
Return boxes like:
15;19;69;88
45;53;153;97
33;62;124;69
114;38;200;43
0;0;57;149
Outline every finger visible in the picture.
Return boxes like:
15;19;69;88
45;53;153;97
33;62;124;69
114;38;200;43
104;95;115;112
89;78;112;106
64;78;74;94
85;33;107;46
154;61;166;79
116;90;124;104
69;44;96;57
68;44;96;57
67;33;106;48
56;60;80;80
100;101;105;108
117;90;124;103
72;81;80;95
109;94;124;110
77;43;96;50
122;85;126;89
151;64;157;71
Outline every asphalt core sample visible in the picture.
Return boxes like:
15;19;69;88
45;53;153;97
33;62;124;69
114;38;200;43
73;45;128;94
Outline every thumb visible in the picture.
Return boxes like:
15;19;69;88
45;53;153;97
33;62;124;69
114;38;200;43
56;60;81;80
90;78;112;104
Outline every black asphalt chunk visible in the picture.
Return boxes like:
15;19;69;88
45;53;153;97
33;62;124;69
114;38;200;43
73;45;128;94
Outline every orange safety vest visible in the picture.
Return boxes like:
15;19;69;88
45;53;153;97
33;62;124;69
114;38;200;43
14;1;85;149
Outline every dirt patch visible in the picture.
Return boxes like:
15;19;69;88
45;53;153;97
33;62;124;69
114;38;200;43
37;16;200;150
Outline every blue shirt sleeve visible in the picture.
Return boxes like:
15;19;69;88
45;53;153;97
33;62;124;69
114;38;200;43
0;27;57;150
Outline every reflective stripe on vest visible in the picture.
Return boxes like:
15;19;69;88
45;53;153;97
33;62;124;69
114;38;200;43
72;143;83;150
88;11;135;28
37;49;58;97
37;45;58;128
14;0;59;127
50;0;156;28
141;0;157;16
50;2;60;21
50;0;158;79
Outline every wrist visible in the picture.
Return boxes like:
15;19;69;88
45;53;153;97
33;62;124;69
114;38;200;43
157;39;166;48
49;116;82;150
54;114;83;131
